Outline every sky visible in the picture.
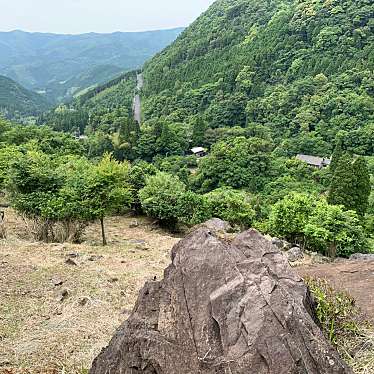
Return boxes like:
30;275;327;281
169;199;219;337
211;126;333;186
0;0;216;34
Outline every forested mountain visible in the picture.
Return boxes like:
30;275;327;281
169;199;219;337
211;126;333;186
38;71;139;158
0;75;50;120
2;0;372;258
142;0;373;157
0;28;183;102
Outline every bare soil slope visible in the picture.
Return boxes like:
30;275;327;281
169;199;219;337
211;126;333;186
0;210;373;373
0;210;180;373
298;260;374;323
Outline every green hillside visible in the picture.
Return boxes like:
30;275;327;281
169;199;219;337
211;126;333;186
39;71;138;143
0;75;50;120
142;0;373;156
0;28;183;102
1;0;373;258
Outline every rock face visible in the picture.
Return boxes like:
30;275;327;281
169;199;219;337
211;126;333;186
350;253;374;261
91;220;352;374
286;247;304;263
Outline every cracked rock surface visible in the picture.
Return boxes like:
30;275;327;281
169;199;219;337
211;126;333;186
90;220;352;374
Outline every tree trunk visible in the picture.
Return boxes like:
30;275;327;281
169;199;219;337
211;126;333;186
328;242;337;259
100;217;107;246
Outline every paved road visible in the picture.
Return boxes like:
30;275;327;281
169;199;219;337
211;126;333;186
133;73;143;124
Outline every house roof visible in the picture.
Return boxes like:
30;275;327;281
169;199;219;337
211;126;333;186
296;154;331;167
191;147;206;154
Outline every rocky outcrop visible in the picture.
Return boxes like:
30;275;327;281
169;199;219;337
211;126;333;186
91;220;352;374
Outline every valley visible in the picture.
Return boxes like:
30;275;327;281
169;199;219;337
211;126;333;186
0;0;373;372
0;28;183;104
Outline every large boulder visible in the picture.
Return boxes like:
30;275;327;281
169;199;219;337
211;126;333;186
91;221;352;374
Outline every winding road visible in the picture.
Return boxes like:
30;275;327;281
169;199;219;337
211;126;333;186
133;72;143;124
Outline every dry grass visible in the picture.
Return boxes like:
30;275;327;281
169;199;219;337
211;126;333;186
1;210;373;373
342;329;374;374
0;210;180;373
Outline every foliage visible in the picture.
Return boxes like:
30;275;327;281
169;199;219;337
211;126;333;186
142;0;373;157
304;201;367;258
351;156;371;218
204;188;255;228
7;152;132;243
328;153;371;218
0;145;22;190
128;161;158;213
193;136;273;192
267;193;315;243
139;172;187;228
305;278;361;345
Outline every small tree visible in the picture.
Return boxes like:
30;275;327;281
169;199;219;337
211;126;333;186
328;153;356;212
139;172;186;229
8;152;132;244
75;154;133;245
304;201;367;258
204;188;255;228
351;156;371;218
329;135;344;174
268;193;315;243
328;153;371;218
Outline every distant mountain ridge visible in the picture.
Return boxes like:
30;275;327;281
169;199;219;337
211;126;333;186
0;28;184;102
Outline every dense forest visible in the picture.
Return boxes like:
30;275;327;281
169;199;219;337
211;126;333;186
0;75;50;121
1;0;373;255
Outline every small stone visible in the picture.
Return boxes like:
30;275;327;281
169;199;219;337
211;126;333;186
65;258;78;266
59;288;70;302
79;296;91;306
88;255;104;261
129;220;139;228
51;277;64;286
286;247;304;262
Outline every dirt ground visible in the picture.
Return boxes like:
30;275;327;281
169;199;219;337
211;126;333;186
298;260;374;323
1;209;373;373
0;209;180;373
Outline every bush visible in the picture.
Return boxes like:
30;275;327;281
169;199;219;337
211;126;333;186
178;191;210;226
128;161;157;213
304;201;367;257
268;193;367;257
7;152;133;243
204;188;255;228
267;193;315;243
305;278;360;345
139;172;186;228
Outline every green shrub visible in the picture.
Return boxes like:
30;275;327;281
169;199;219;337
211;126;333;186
178;191;210;226
305;278;360;345
139;172;186;228
128;161;157;213
267;193;315;243
204;188;255;228
304;201;367;257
